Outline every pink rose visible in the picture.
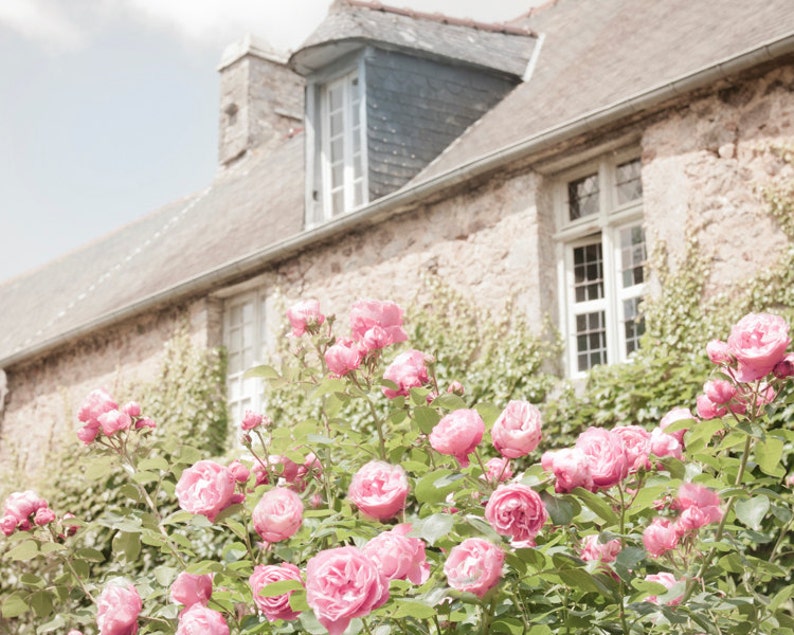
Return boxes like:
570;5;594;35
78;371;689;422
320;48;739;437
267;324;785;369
659;407;695;444
228;460;250;484
96;582;142;635
575;427;629;489
305;546;389;635
675;506;723;534
447;380;465;396
696;393;726;420
67;631;84;635
97;409;132;436
170;572;213;608
122;401;141;418
485;484;548;544
429;409;485;467
325;338;363;377
1;515;16;536
727;312;791;382
286;299;325;337
362;524;430;584
241;410;263;431
252;487;303;543
645;572;684;606
613;425;651;472
704;379;737;405
348;461;409;521
77;388;118;444
774;353;794;379
34;507;55;526
706;339;732;364
648;428;683;461
3;490;48;530
382;349;430;398
643;517;679;557
491;400;543;459
542;447;594;493
135;416;156;430
444;538;504;598
481;457;514;485
580;534;621;564
175;604;229;635
176;460;236;522
249;563;303;622
349;300;407;352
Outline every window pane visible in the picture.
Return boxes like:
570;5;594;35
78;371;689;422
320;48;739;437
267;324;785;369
623;297;645;354
328;84;343;111
620;225;647;288
616;158;642;204
575;310;607;372
573;240;604;303
568;173;599;221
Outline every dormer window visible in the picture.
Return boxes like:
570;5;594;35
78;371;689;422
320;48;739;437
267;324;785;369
320;69;365;217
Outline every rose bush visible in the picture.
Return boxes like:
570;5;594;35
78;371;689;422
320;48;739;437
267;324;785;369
1;301;794;635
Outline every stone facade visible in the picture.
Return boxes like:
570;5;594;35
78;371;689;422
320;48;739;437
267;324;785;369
2;62;793;485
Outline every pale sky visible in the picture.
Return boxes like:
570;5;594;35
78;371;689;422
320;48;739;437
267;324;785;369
0;1;536;283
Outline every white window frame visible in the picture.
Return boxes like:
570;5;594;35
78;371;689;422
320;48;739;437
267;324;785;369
223;287;268;426
554;150;646;378
305;54;368;227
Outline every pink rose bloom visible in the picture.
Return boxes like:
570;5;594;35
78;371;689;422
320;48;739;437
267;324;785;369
575;427;629;490
648;428;683;461
228;460;250;484
252;487;303;543
170;572;213;608
704;379;737;405
1;515;16;536
97;409;132;436
135;416;156;430
382;349;430;398
673;483;723;532
429;409;485;467
676;506;722;534
176;460;236;522
643;517;679;557
305;546;389;635
707;339;733;364
249;563;303;622
286;299;325;337
444;538;504;598
348;461;409;521
241;410;263;431
543;447;594;493
491;400;543;459
485;484;548;544
580;534;622;564
645;572;684;606
727;312;791;382
77;388;118;444
481;457;513;485
67;631;83;635
774;353;794;379
96;582;142;635
696;393;727;420
447;380;465;396
658;407;695;444
34;507;55;526
175;604;229;635
755;382;777;407
613;425;651;472
325;338;363;377
122;401;141;418
349;300;407;352
3;490;48;530
363;523;430;584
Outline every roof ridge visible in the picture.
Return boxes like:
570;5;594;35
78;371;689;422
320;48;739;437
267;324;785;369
334;0;536;37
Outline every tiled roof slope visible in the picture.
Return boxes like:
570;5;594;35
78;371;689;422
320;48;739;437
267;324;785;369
290;0;536;77
0;135;304;364
413;0;794;181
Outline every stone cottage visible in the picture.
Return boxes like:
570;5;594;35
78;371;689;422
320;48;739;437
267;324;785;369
1;0;794;478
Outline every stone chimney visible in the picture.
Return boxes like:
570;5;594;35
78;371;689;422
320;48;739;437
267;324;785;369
217;34;305;166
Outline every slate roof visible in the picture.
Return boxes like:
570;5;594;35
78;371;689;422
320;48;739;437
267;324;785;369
289;0;536;77
2;0;794;367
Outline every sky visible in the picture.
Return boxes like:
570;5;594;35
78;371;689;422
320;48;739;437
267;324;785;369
0;0;536;284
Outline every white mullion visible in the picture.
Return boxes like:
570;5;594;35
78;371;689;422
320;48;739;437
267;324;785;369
320;83;333;220
343;73;354;212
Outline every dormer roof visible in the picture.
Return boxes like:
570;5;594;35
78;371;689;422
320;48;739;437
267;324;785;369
289;0;537;78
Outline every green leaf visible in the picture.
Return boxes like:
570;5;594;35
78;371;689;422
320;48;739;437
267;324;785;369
1;593;28;618
735;495;770;531
259;579;304;597
138;456;170;472
572;488;618;526
36;614;66;633
289;590;310;613
74;547;106;563
7;540;38;561
391;599;437;619
413;406;441;434
756;436;785;476
431;393;467;411
244;364;281;379
415;470;464;504
113;531;142;562
83;455;115;481
29;591;53;618
411;513;455;546
541;492;579;525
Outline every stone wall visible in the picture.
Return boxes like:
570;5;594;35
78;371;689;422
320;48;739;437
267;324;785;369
0;299;214;481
